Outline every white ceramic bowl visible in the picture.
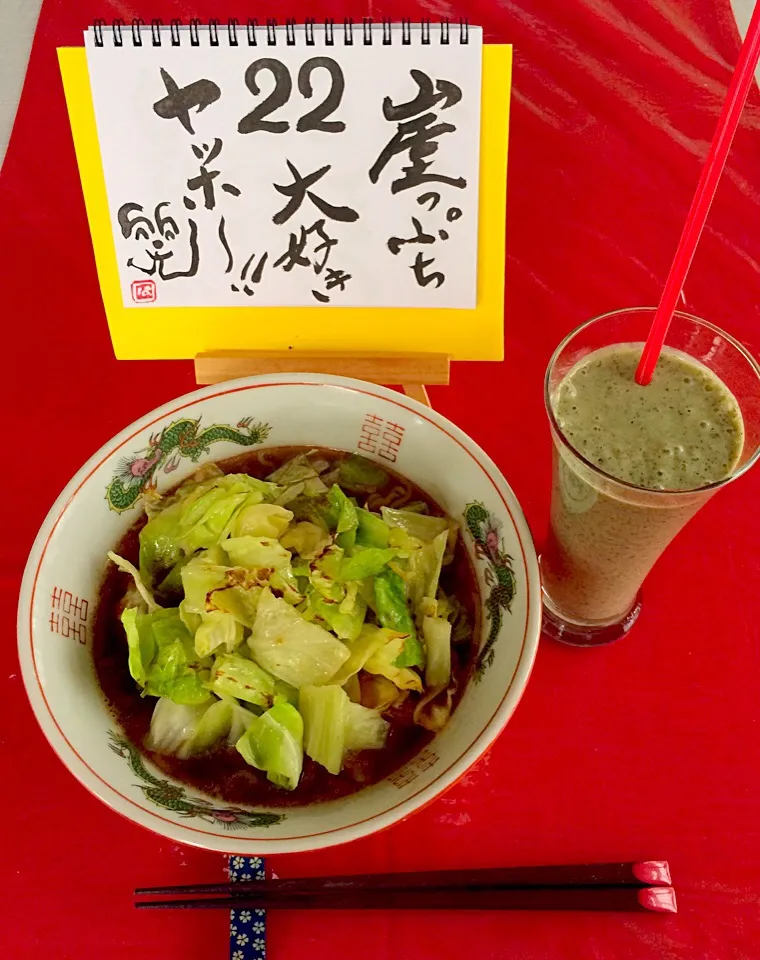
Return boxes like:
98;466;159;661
18;375;540;853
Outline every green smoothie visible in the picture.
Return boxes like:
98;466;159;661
541;344;744;625
554;345;743;490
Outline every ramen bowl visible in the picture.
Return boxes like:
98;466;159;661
18;375;540;853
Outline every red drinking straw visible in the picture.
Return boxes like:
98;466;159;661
636;1;760;385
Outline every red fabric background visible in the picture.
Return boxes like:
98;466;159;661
2;1;760;957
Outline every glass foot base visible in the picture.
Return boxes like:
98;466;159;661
541;590;642;646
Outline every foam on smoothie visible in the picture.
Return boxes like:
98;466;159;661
553;345;744;490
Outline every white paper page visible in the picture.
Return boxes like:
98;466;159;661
84;22;482;309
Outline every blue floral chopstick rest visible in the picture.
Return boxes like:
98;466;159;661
229;856;266;960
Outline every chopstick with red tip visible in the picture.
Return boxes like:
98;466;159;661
134;862;676;913
135;860;671;897
135;885;677;913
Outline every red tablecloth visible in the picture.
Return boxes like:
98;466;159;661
3;1;760;957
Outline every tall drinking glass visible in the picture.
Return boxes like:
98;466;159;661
541;308;760;645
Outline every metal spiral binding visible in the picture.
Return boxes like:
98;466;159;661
92;17;469;47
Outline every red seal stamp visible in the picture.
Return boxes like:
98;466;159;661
130;279;157;303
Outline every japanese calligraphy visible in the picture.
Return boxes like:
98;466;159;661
86;23;482;309
386;196;464;288
273;218;352;301
372;66;470;291
153;68;221;134
273;162;359;225
184;138;242;210
369;69;466;194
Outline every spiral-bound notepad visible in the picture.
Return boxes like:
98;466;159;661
58;20;511;359
84;20;482;310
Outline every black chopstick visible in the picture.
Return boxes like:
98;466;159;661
135;885;677;913
135;860;671;897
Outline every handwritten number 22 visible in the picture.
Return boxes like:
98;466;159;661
238;57;346;134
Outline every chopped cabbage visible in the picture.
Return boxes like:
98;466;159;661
180;558;227;613
355;508;391;548
139;473;279;584
194;611;243;657
309;586;367;642
268;452;329;505
181;557;264;627
231;503;293;538
381;507;454;544
286;494;333;530
108;551;160;612
423;616;452;690
208;580;264;625
197;697;256;752
110;452;465;792
300;686;388;771
178;599;202;635
338;547;396;582
121;607;211;705
328;484;358;551
236;699;304;790
308;545;345;601
211;653;278;707
177;490;249;556
300;684;348;774
268;451;325;485
364;632;424;692
373;568;423;668
223;536;292;570
147;695;256;758
280;521;332;559
329;624;399;686
138;503;184;585
338;455;389;491
402;530;449;620
121;607;154;686
248;588;350;687
345;701;389;752
147;698;209;757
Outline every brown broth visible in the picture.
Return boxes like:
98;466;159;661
93;447;480;807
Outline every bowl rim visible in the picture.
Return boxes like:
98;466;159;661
17;373;541;853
